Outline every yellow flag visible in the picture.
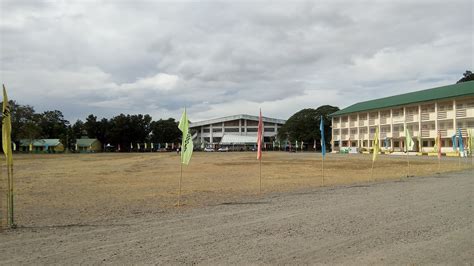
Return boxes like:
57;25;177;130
372;127;379;162
178;108;194;165
2;85;13;166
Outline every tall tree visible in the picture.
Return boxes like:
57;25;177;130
38;110;70;145
456;70;474;83
278;105;339;149
150;118;181;144
8;100;42;141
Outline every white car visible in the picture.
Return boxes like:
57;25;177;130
204;147;214;152
218;147;229;152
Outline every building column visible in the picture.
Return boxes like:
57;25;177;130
435;101;438;134
210;124;213;144
403;107;406;151
200;127;204;143
239;119;242;134
453;99;457;131
244;119;247;136
418;105;422;152
390;109;393;149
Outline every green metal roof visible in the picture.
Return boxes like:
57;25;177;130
20;139;62;147
331;81;474;116
76;138;99;147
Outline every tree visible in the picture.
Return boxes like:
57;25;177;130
150;118;181;144
37;110;70;146
456;70;474;83
9;100;42;141
278;105;339;149
71;120;86;139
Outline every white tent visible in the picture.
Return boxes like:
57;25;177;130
220;134;258;145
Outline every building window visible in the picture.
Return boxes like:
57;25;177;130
204;137;210;142
246;128;258;132
224;128;239;132
246;120;258;126
212;128;222;132
224;120;239;126
264;127;275;132
203;128;210;133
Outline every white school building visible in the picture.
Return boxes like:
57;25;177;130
190;114;286;149
330;81;474;154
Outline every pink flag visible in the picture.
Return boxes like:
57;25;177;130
257;109;263;160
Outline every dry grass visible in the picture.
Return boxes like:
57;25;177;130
1;152;471;227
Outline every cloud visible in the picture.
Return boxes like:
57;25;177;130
0;0;472;122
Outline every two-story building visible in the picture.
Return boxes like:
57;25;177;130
189;114;286;150
330;81;474;153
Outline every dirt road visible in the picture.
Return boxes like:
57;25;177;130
1;169;472;265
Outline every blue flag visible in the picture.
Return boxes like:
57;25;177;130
452;134;457;151
458;128;464;153
320;115;326;158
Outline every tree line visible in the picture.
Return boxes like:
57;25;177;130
3;99;339;152
277;105;339;149
3;100;182;152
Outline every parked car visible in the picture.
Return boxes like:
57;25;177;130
218;147;229;152
204;147;214;152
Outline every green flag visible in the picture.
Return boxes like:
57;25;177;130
405;128;414;152
178;108;193;165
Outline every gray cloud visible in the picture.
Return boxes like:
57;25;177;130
0;0;472;123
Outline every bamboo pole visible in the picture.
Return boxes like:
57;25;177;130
8;164;14;228
370;160;374;182
0;162;3;232
6;164;11;227
406;151;410;178
259;158;262;194
177;163;183;207
438;157;441;174
321;157;324;186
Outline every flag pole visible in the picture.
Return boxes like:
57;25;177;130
178;162;182;207
0;162;3;231
259;158;262;194
438;156;441;174
321;156;324;186
370;160;374;182
8;164;14;227
406;150;410;178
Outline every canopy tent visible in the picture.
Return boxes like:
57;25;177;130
220;134;258;145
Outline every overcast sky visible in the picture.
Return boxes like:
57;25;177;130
1;0;472;123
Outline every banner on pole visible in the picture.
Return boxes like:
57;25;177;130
178;108;193;165
320;115;326;158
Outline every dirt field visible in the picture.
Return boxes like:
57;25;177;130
0;152;471;227
0;152;472;264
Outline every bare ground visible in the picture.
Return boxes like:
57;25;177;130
0;164;472;264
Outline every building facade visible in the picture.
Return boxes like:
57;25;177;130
190;114;286;149
330;81;474;153
19;139;65;153
75;137;102;153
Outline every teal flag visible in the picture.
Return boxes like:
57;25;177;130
458;128;464;153
320;115;326;157
178;108;193;165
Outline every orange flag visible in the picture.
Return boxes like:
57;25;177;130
257;109;263;160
